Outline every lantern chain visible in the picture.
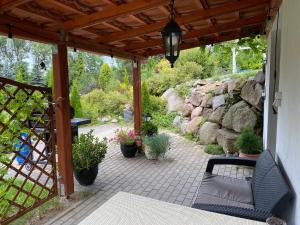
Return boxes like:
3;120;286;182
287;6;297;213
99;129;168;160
168;0;175;20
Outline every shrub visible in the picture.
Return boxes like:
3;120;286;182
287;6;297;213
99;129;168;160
204;145;224;155
98;63;112;90
152;112;177;130
141;82;151;115
72;130;107;172
70;80;83;117
149;95;167;114
141;121;158;136
175;84;192;98
143;133;170;158
81;89;131;120
234;128;263;154
147;72;173;96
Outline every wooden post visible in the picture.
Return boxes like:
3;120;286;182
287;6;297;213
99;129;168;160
52;43;74;196
133;60;142;134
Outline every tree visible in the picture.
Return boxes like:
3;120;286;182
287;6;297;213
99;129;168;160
141;82;151;115
70;80;83;117
14;63;29;83
98;63;112;90
47;66;54;95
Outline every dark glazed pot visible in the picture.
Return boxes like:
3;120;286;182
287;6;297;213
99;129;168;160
120;143;137;158
74;165;98;186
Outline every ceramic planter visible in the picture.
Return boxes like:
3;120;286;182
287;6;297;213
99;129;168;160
144;145;159;160
74;165;98;186
120;143;137;158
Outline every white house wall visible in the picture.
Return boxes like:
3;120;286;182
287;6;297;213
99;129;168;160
269;0;300;224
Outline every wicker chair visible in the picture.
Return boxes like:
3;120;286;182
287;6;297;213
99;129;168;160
192;150;293;221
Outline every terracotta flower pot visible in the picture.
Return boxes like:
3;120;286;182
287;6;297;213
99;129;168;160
239;152;261;160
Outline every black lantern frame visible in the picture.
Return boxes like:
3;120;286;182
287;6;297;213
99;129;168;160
161;0;182;68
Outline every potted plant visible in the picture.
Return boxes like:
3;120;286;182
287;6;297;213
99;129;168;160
143;133;170;160
113;129;141;158
72;130;107;186
141;121;158;136
234;128;263;159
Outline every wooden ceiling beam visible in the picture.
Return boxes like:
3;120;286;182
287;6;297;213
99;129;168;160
95;0;269;43
124;13;266;51
146;29;261;57
0;0;31;11
63;0;166;31
0;14;143;60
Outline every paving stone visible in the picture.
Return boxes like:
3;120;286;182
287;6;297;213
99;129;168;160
46;133;252;225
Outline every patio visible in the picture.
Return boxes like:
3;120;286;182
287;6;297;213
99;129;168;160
46;131;252;225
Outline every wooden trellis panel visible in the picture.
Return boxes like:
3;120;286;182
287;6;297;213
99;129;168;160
0;77;58;224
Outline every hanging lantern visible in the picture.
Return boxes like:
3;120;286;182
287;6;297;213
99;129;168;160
6;25;14;56
161;0;182;68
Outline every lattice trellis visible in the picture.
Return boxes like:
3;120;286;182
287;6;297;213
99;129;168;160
0;77;58;224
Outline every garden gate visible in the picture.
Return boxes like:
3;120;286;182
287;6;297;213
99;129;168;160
0;77;58;224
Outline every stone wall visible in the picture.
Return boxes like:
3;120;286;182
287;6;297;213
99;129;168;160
162;71;265;154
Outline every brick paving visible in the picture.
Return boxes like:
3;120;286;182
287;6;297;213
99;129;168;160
46;133;252;225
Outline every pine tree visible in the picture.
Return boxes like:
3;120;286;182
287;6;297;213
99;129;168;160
98;63;112;91
47;66;54;96
70;80;83;117
16;65;24;83
123;69;129;88
31;64;44;86
141;82;151;115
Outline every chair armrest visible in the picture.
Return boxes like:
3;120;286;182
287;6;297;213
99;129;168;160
206;157;256;173
192;203;271;222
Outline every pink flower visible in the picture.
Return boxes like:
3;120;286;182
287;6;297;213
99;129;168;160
136;140;142;146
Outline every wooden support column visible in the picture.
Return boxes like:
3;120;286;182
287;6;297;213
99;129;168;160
52;43;74;196
133;60;142;134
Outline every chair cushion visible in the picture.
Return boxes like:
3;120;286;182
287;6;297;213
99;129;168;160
193;173;254;209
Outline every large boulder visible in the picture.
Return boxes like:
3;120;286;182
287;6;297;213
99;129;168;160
222;101;257;133
200;94;213;108
180;118;190;134
227;78;246;93
190;90;202;106
217;128;239;154
198;122;219;144
161;88;184;112
202;108;213;118
209;106;225;124
182;103;194;117
173;115;182;127
214;82;228;95
186;116;205;134
212;95;225;111
191;107;203;119
241;80;264;111
254;71;265;84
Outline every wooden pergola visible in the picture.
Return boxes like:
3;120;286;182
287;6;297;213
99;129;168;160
0;0;281;196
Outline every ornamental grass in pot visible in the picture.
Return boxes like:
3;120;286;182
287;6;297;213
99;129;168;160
72;130;107;186
234;128;263;160
143;133;170;160
113;129;141;158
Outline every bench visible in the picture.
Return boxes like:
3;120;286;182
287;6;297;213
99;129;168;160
192;150;293;221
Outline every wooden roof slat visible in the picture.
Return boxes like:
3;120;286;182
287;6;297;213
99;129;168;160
0;0;31;11
94;0;269;43
147;29;261;56
124;13;266;51
63;0;167;31
0;14;143;60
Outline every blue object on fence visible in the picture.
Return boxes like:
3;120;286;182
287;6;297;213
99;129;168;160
16;133;33;165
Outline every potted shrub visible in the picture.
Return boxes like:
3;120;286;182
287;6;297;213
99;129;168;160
72;130;107;186
114;129;141;158
234;128;263;159
143;133;170;160
141;121;158;136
